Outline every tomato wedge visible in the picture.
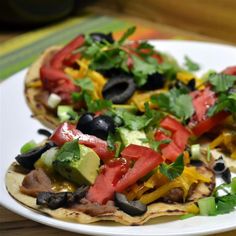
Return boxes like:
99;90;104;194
192;111;229;137
190;87;216;122
50;34;85;69
86;160;128;204
222;65;236;75
115;145;163;192
50;122;114;160
155;116;191;161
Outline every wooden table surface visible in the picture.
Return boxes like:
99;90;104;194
1;3;236;235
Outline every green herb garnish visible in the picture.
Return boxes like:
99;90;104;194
159;154;184;180
184;56;200;71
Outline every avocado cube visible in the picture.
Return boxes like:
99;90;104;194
53;142;100;185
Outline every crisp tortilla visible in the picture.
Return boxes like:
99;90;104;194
25;46;62;129
6;162;215;225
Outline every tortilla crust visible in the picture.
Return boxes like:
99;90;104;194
6;163;215;225
25;46;62;129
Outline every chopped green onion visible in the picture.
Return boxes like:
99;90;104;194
20;140;37;154
57;105;78;122
198;197;216;216
191;144;200;160
180;213;195;220
115;141;122;158
231;177;236;194
206;146;211;162
47;93;61;108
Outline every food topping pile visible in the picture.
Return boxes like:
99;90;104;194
14;27;236;221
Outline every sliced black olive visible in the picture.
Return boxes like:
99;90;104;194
72;185;89;202
37;192;69;210
76;113;95;133
37;129;52;138
190;159;204;167
187;79;196;91
213;156;231;183
139;72;164;90
222;168;231;184
213;157;227;174
114;192;147;216
15;141;55;170
90;32;114;44
102;76;136;104
89;115;115;140
36;186;89;210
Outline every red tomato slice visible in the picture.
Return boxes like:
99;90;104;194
190;87;216;122
172;128;191;150
161;141;182;162
160;116;186;133
86;160;127;204
192;111;229;137
40;66;79;103
115;145;163;192
50;122;114;160
50;34;85;69
222;66;236;75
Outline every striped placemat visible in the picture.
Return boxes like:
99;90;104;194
0;14;183;82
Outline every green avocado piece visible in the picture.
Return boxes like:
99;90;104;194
53;142;100;185
118;127;149;147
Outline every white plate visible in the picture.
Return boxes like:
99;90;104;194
1;40;236;236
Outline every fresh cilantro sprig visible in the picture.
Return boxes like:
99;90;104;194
208;73;236;92
151;88;194;122
206;73;236;116
159;154;184;180
55;139;80;162
184;56;200;71
140;138;171;152
213;178;236;215
113;103;164;130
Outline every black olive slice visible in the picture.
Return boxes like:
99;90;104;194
90;32;114;44
187;79;196;91
15;141;55;170
73;185;89;202
221;168;231;184
36;186;89;210
139;72;164;90
76;112;95;133
212;156;231;183
37;192;69;210
190;160;204;167
114;192;147;216
37;129;52;138
88;115;115;140
102;76;136;104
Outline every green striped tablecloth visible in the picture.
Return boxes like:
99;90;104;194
0;14;181;82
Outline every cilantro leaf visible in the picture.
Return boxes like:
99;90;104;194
159;154;184;180
84;93;112;113
55;139;80;163
151;88;194;121
114;103;163;130
207;92;236;116
141;138;171;152
131;55;158;86
208;73;236;92
74;78;94;92
175;94;195;120
117;26;136;45
184;56;200;71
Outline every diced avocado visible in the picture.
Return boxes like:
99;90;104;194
53;141;100;185
34;147;58;173
118;127;149;147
